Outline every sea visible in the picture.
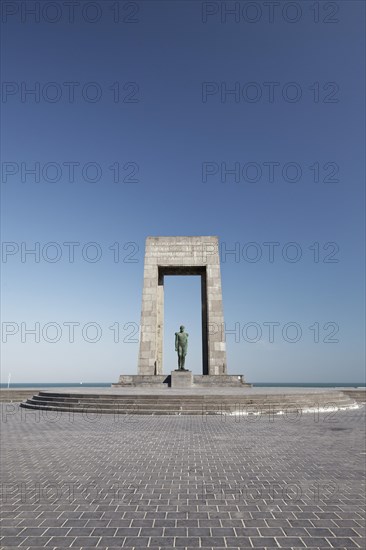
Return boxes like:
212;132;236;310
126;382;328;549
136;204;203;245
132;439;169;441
1;382;365;389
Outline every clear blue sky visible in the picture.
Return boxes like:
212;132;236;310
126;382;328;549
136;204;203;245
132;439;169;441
1;0;365;383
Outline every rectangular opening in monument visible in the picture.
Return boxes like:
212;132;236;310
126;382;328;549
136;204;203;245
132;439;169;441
163;275;204;374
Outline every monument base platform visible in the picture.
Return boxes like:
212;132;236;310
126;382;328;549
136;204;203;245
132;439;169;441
112;374;251;388
171;370;193;388
19;387;361;416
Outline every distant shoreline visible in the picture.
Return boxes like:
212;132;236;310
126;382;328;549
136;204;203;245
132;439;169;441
1;382;365;389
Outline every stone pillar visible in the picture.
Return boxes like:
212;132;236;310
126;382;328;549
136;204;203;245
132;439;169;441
156;281;164;374
206;261;227;375
137;253;159;375
137;236;227;376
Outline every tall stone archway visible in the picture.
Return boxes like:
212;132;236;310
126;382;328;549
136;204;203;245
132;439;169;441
137;236;227;376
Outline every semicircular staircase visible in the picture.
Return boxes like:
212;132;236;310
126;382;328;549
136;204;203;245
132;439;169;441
20;389;360;416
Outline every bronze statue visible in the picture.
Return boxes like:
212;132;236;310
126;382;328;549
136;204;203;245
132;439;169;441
175;325;188;370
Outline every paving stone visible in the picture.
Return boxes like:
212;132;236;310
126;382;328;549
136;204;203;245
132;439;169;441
327;539;360;547
301;536;333;546
0;528;25;536
234;527;259;536
66;528;93;536
95;537;124;547
20;536;52;546
43;528;71;536
200;537;226;546
80;512;105;519
146;524;165;534
70;537;100;546
250;536;279;547
0;537;28;546
330;528;361;537
187;527;211;536
283;527;309;536
225;536;251;546
89;528;116;536
45;537;76;546
58;513;82;519
275;537;306;547
259;527;285;536
123;537;150;546
306;528;335;537
174;536;200;546
114;528;139;536
18;528;47;536
211;527;235;536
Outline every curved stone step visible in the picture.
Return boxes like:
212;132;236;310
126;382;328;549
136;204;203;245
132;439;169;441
26;395;354;408
26;393;353;406
20;390;359;415
30;397;353;408
21;404;359;416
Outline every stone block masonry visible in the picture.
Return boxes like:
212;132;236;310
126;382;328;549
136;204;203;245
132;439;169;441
137;236;227;376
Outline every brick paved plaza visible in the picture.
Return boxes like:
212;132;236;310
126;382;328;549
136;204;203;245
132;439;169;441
1;404;365;549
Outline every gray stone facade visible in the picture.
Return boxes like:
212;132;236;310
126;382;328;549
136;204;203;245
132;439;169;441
137;236;227;376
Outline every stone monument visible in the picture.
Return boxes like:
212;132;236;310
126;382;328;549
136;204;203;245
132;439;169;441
137;236;227;376
115;236;249;387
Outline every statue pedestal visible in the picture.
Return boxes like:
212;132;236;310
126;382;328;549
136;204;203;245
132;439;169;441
171;370;193;389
